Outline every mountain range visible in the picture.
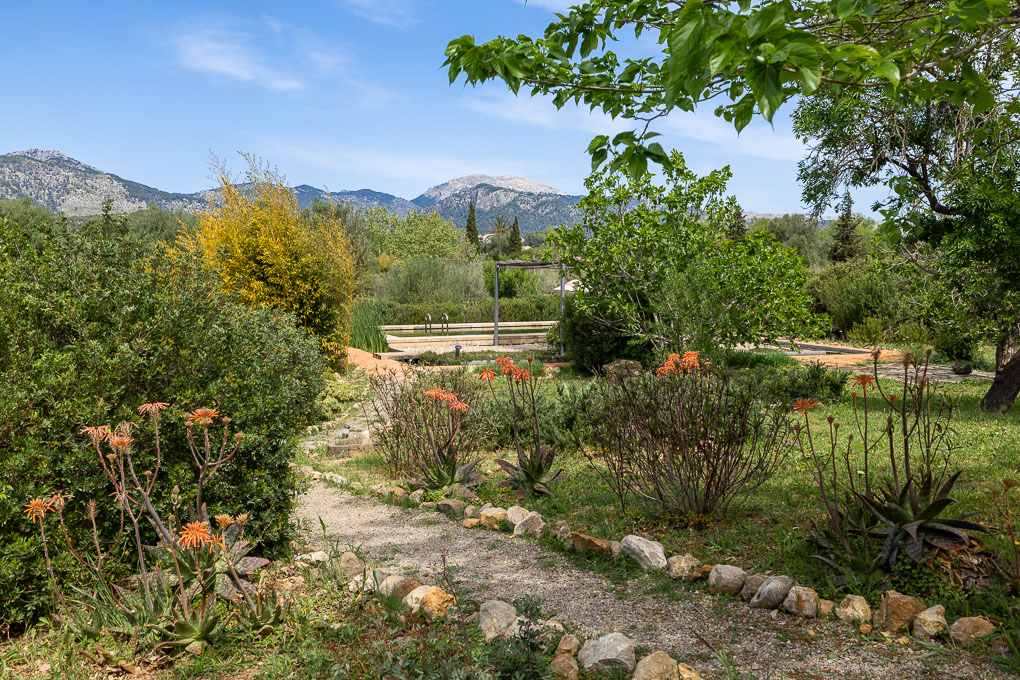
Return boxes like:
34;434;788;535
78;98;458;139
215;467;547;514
0;149;583;234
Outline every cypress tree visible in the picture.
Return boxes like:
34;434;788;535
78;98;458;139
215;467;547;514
465;201;480;253
829;192;864;262
509;216;523;256
728;205;748;238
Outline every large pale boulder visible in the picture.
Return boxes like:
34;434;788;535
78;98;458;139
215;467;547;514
513;511;546;538
913;605;947;640
818;598;835;619
950;616;995;646
437;498;466;518
739;573;767;601
707;565;746;595
632;651;680;680
478;600;520;641
505;505;530;528
749;575;792;610
348;569;384;593
378;575;421;601
782;586;819;618
551;652;579;680
836;595;872;624
337;551;365;579
480;507;507;530
578;632;636;673
667;554;701;580
556;633;581;656
874;590;926;633
620;535;667;570
298;550;329;565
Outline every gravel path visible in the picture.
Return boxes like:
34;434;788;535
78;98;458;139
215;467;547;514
295;485;1006;680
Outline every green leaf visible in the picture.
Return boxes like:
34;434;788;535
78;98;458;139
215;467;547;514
744;60;784;121
745;4;786;41
970;87;995;114
872;59;900;85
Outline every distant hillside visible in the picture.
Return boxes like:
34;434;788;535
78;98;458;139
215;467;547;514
0;150;583;231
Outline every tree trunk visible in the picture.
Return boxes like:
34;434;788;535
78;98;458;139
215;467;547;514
981;346;1020;413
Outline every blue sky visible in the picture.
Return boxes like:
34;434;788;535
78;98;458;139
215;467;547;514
0;0;879;214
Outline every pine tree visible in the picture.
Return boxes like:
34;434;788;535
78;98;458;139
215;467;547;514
728;205;748;238
829;192;864;262
509;216;523;256
465;201;480;253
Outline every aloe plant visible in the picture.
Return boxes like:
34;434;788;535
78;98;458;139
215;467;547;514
495;445;564;497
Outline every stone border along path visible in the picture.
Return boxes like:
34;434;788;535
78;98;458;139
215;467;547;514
295;484;1007;680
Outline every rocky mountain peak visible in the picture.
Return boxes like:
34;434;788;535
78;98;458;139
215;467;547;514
418;174;566;202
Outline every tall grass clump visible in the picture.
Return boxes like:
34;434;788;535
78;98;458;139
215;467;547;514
351;298;389;353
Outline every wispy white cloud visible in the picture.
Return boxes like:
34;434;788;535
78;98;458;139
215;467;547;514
336;0;419;28
170;26;304;91
462;90;806;162
515;0;576;11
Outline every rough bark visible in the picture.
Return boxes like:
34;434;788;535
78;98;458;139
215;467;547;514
981;341;1020;413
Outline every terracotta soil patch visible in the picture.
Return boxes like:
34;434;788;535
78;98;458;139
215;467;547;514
346;347;408;377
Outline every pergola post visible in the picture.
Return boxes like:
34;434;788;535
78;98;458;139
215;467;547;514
493;263;500;347
559;264;566;357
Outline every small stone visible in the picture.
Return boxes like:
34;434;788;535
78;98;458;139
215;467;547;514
462;518;480;529
578;632;636;673
404;585;455;619
556;633;581;656
610;540;622;556
913;605;947;640
620;535;667;570
337;551;365;579
859;624;873;634
836;595;872;624
383;485;408;500
896;636;910;645
420;501;437;511
551;652;579;680
464;504;480;518
949;616;995;646
690;564;714;581
632;650;680;680
818;599;835;619
478;600;519;640
437;498;466;518
408;489;425;503
570;531;613;556
874;590;926;633
749;575;792;610
299;465;323;480
480;507;507;530
505;505;530;527
298;550;329;565
348;570;383;593
377;575;405;597
403;584;431;610
677;664;703;680
513;511;546;538
546;520;571;541
782;586;819;618
739;573;767;601
667;554;701;580
324;472;347;486
378;575;420;601
707;565;746;595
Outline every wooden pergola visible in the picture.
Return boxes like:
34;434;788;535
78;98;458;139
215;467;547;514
492;260;566;356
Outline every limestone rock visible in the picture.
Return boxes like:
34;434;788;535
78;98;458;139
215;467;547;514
437;498;466;518
610;540;622;556
298;550;329;565
739;573;767;601
570;531;613;556
324;472;347;486
551;652;579;680
667;554;701;581
378;575;421;601
505;505;530;528
480;507;507;530
403;584;431;610
632;650;679;680
408;489;425;503
578;632;636;673
337;551;365;579
513;511;546;538
836;595;872;624
874;590;926;633
478;600;519;640
420;501;437;511
913;605;947;640
546;520;571;541
707;565;746;595
556;633;581;656
782;586;819;618
404;585;455;619
464;504;480;518
620;535;667;570
382;485;408;500
348;570;383;593
377;575;406;597
749;575;792;610
818;598;835;619
677;664;703;680
462;518;480;529
949;616;995;646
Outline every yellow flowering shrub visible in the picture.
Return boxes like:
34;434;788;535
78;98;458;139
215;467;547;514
191;154;358;367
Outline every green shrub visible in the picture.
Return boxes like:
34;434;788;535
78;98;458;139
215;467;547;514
376;295;560;325
809;258;902;335
559;295;645;374
846;316;887;347
372;257;483;305
0;215;325;626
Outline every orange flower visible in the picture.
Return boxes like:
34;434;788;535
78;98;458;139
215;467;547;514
479;369;497;381
179;522;212;549
852;375;875;390
424;388;447;400
500;364;516;376
514;369;532;382
109;435;133;450
792;399;821;415
206;533;226;555
449;400;469;412
24;498;54;523
185;408;219;427
81;425;110;444
138;402;169;418
214;514;235;528
887;395;901;404
495;356;514;367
